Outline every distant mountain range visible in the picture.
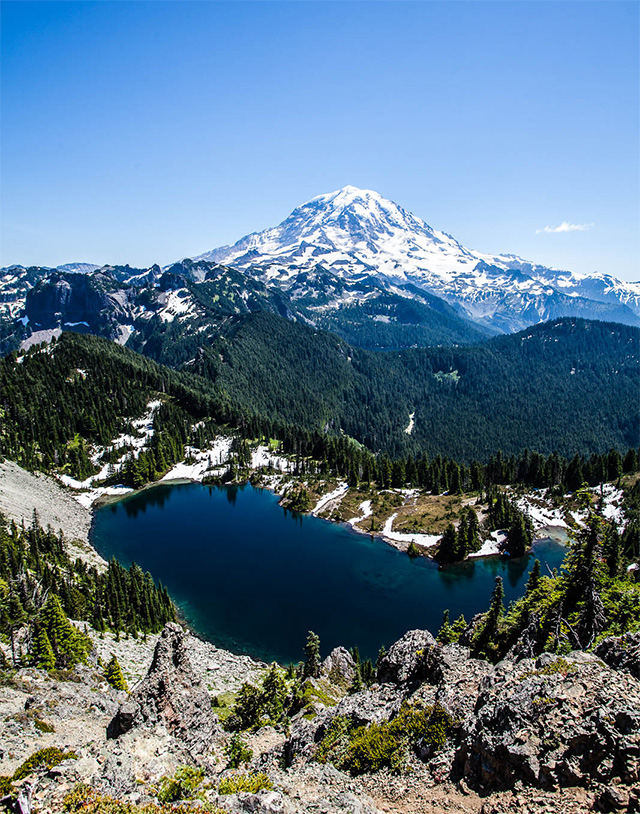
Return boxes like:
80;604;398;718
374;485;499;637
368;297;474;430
1;186;639;354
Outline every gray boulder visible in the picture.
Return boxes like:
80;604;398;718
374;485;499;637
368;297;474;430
594;632;640;679
376;629;436;686
321;647;357;687
416;642;492;720
107;623;220;754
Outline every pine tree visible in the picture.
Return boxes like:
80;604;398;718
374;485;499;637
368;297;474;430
104;653;128;691
603;523;621;579
436;609;453;644
525;560;542;595
435;524;458;564
32;624;56;672
303;630;321;678
489;576;505;620
507;516;530;558
39;594;89;669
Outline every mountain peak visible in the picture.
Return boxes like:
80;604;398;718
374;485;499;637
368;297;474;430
310;185;380;204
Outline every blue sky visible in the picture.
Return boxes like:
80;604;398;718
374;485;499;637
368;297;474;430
2;1;638;280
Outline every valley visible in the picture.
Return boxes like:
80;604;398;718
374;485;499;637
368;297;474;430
1;187;639;814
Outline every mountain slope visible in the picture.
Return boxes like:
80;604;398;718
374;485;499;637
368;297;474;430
192;314;640;460
200;186;640;332
1;258;489;356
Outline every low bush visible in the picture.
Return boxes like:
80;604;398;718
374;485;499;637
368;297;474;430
217;772;272;795
314;702;455;775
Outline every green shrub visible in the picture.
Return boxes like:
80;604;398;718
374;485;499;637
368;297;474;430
344;721;405;774
519;657;577;681
314;716;356;766
34;718;55;733
218;772;272;795
157;767;205;803
314;703;455;775
0;776;13;796
13;747;77;781
225;734;253;769
63;782;225;813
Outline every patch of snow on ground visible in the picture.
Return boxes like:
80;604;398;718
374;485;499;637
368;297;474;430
109;399;162;454
405;411;415;435
312;483;349;515
598;483;625;525
251;444;292;472
381;513;441;549
72;485;134;509
469;531;505;558
516;494;569;530
348;500;372;527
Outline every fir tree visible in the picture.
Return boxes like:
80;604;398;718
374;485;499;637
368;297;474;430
525;560;542;595
104;654;128;691
39;594;89;669
436;609;453;644
303;630;321;679
32;624;56;672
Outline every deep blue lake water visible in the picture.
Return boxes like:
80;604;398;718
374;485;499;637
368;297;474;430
91;482;566;664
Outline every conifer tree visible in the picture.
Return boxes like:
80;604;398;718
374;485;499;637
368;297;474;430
525;560;542;595
436;609;453;644
507;515;530;558
435;523;458;564
39;594;89;669
32;624;56;672
303;630;321;678
104;653;128;691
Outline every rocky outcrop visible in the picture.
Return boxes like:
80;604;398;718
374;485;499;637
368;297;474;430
416;642;492;720
595;632;640;679
321;647;357;687
455;652;640;791
25;271;132;338
107;623;220;754
376;629;436;686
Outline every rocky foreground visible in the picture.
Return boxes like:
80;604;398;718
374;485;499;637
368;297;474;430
1;622;639;814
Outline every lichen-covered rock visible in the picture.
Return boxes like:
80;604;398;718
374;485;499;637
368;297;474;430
376;629;436;686
107;623;220;754
454;652;640;791
595;632;640;679
322;647;357;687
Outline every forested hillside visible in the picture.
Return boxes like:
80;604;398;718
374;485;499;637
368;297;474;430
193;315;640;460
1;318;638;471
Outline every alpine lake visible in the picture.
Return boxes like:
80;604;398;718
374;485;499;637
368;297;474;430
90;482;567;665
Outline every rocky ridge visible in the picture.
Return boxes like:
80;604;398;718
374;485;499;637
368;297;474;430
3;624;639;814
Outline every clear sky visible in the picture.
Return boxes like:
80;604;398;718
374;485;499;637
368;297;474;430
1;1;638;280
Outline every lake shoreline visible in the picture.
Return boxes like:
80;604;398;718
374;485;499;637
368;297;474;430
89;470;572;566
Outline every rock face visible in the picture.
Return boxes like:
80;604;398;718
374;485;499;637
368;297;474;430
321;647;357;687
107;623;220;754
455;652;640;791
595;632;640;679
376;629;436;686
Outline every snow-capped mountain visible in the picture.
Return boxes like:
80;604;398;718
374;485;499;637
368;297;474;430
199;186;640;332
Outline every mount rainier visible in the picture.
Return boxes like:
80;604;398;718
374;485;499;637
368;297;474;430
199;185;640;333
1;186;639;351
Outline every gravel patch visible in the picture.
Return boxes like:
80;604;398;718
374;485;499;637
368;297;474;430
0;459;104;569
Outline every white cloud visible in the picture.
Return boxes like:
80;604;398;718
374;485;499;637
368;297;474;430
536;221;593;234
